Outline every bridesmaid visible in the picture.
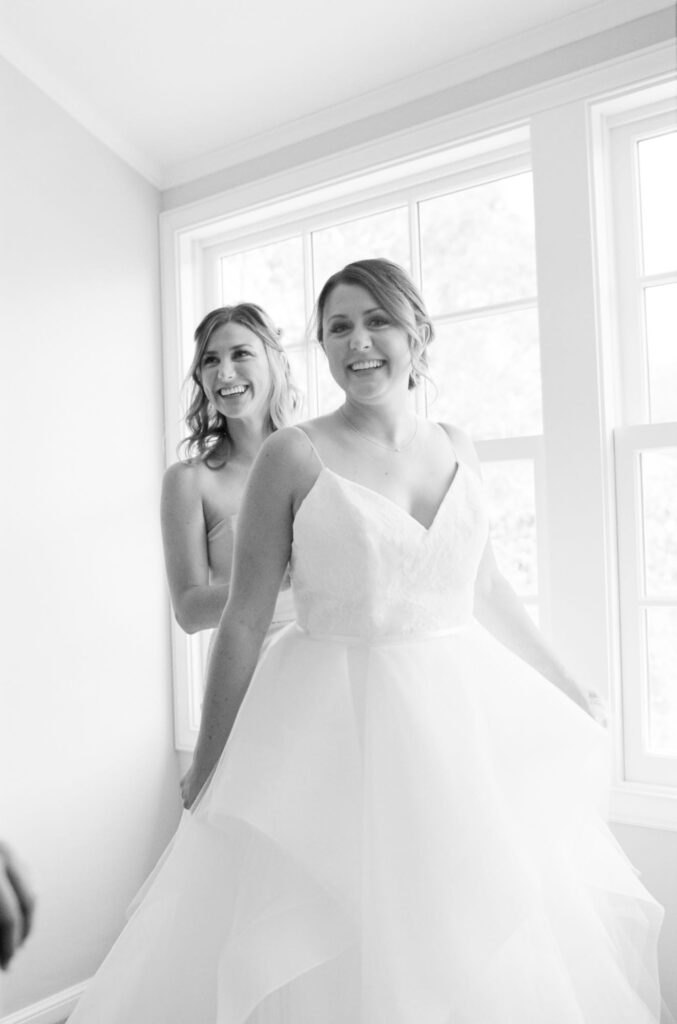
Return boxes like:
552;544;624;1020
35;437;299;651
161;303;302;643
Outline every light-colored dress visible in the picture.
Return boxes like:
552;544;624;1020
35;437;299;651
69;437;667;1023
207;511;296;634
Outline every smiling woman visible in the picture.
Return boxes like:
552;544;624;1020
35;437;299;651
69;259;669;1024
160;303;301;641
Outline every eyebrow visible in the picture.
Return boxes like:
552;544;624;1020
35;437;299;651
327;306;385;320
202;341;253;355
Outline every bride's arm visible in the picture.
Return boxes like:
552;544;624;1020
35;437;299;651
182;428;312;807
473;540;598;717
446;426;604;722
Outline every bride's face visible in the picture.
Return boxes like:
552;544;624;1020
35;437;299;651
321;283;412;401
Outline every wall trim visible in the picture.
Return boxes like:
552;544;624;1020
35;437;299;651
160;43;675;218
163;3;675;190
1;2;672;190
0;24;162;186
0;981;87;1024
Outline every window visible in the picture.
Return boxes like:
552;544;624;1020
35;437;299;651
204;157;544;611
167;135;545;747
161;54;677;828
603;99;677;790
417;174;543;622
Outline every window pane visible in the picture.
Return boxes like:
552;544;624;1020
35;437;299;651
645;283;677;424
220;237;305;329
285;344;309;415
419;173;536;315
646;606;677;754
638;131;677;277
482;459;537;596
641;448;677;598
316;351;344;413
312;207;410;294
426;309;542;438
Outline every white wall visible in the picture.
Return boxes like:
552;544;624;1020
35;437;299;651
0;56;181;1014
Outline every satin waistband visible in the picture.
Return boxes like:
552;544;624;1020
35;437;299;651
294;623;470;646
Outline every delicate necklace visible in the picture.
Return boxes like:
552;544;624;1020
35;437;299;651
339;407;418;452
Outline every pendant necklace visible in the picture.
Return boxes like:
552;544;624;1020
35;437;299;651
339;407;418;453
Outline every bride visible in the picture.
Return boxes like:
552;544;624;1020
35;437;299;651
70;258;667;1024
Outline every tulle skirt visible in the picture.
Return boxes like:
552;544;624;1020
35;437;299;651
69;622;667;1023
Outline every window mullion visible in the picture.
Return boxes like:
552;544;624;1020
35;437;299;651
301;229;319;416
407;193;427;416
531;100;612;692
432;297;538;326
610;124;650;423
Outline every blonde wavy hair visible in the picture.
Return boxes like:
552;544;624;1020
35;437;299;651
180;304;302;468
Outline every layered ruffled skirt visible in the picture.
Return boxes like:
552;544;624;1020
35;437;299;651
70;622;666;1023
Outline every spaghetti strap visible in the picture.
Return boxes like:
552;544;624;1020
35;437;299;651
436;422;483;481
436;422;459;465
291;424;325;469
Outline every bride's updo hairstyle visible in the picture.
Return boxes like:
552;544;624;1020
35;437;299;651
180;303;302;468
313;258;435;390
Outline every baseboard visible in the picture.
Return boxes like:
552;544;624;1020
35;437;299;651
0;981;87;1024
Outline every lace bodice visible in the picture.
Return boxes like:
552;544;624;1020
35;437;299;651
291;462;489;640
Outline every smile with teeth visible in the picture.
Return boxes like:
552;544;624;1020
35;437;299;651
349;359;385;371
217;384;249;397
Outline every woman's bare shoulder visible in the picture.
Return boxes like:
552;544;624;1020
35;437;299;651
255;423;332;513
161;458;211;505
163;458;202;485
258;423;324;475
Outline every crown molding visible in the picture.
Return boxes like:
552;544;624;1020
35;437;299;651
1;0;673;190
161;0;675;188
0;24;162;185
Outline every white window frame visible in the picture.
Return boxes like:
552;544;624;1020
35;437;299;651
160;46;677;832
200;142;534;403
205;159;547;617
590;91;677;815
164;129;548;750
615;425;677;784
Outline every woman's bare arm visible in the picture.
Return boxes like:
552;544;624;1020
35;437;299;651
161;463;229;633
446;426;601;719
473;541;595;713
182;428;315;805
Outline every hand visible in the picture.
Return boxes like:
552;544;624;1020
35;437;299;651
561;677;609;728
180;763;212;810
0;843;35;970
584;689;609;728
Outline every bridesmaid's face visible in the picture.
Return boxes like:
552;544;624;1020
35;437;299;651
322;284;411;400
199;323;273;423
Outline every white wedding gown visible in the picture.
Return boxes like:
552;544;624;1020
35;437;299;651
70;446;667;1023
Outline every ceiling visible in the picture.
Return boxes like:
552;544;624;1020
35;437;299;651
0;0;669;187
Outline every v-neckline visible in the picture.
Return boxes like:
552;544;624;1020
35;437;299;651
322;461;462;533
